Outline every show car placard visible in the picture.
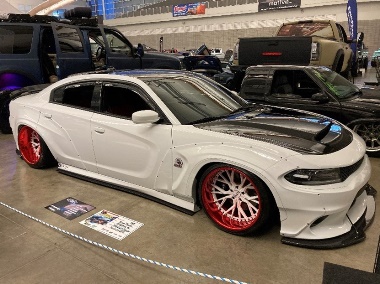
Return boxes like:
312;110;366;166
80;210;144;240
45;197;95;220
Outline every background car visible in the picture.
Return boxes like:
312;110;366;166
371;49;380;67
213;69;234;89
9;69;375;249
239;65;380;156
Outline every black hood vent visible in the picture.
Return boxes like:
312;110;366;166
195;107;353;155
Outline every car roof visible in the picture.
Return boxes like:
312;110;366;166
70;68;203;79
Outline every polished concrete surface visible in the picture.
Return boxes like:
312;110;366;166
1;68;379;284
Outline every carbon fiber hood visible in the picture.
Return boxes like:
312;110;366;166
195;106;353;155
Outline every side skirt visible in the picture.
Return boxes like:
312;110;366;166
57;164;197;216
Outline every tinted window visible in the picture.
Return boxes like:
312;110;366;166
55;25;84;53
52;83;95;110
103;28;132;56
101;84;151;118
270;70;322;100
277;22;333;38
0;25;33;54
240;69;271;100
311;67;360;99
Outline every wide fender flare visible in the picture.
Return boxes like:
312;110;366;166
11;105;41;149
171;143;288;213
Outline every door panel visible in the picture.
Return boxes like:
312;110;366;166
37;82;97;171
91;113;173;191
90;82;173;191
51;23;94;79
101;27;141;70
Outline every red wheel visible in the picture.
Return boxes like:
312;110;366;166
200;164;272;235
18;126;55;168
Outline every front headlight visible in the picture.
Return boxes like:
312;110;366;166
284;168;341;185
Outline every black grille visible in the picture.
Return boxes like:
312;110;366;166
340;157;364;181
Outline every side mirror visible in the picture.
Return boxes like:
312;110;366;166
311;93;329;103
132;110;160;124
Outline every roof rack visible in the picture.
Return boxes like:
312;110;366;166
0;7;99;26
0;14;58;23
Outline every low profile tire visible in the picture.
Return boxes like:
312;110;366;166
352;122;380;156
18;126;56;168
199;164;273;235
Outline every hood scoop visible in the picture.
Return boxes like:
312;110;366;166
195;111;352;155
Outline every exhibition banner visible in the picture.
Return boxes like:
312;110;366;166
258;0;301;12
172;2;206;17
346;0;358;60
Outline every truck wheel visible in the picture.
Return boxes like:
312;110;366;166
0;90;13;134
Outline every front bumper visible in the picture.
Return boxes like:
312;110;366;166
281;184;376;249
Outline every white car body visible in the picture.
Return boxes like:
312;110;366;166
9;70;376;248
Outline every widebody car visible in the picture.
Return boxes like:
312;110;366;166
9;69;376;248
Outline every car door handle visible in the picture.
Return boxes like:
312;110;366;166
43;113;52;119
94;127;105;134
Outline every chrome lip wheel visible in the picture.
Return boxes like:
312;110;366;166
202;167;261;232
353;123;380;152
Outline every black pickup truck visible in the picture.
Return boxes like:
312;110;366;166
239;65;380;156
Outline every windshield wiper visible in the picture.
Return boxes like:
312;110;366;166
189;115;229;125
229;104;270;115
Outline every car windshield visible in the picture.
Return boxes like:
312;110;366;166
139;75;244;124
311;67;361;99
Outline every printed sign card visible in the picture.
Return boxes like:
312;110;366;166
80;210;144;240
45;197;95;220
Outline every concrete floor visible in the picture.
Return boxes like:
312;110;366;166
0;68;380;284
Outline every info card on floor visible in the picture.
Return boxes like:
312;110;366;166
80;209;144;240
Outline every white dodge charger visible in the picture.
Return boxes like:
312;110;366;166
9;69;376;248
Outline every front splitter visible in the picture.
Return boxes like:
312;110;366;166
281;185;377;249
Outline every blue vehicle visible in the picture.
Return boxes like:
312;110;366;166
0;8;180;92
